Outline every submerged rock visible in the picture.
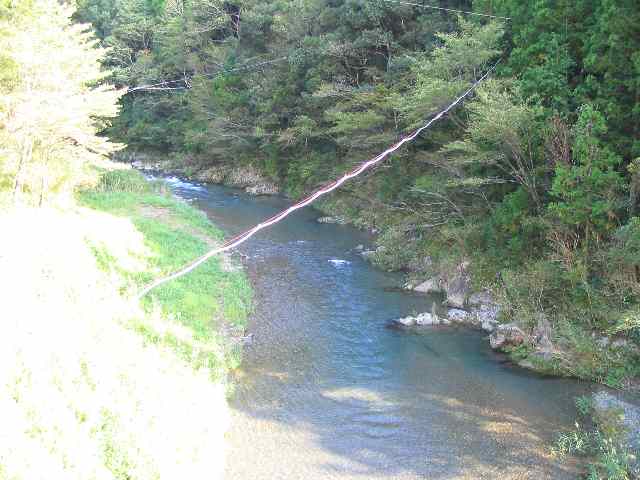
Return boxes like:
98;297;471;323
489;323;526;350
246;184;279;196
317;216;347;225
390;312;450;328
392;316;418;327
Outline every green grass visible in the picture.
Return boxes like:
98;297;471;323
78;169;252;377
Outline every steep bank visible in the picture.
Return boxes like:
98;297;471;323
0;168;251;478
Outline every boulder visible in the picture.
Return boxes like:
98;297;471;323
468;290;494;306
489;323;526;350
413;277;443;294
444;261;471;308
317;216;347;225
447;308;470;323
246;184;279;195
471;302;500;332
532;313;554;352
391;315;417;327
415;312;449;326
391;312;450;328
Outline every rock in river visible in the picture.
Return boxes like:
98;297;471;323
391;312;450;328
489;323;526;350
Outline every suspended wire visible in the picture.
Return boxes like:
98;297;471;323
377;0;511;20
126;57;289;94
126;1;509;93
136;59;500;299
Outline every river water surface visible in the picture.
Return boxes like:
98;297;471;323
165;177;591;480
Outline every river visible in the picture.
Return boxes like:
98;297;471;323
164;176;591;479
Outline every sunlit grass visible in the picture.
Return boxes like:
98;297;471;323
77;169;251;375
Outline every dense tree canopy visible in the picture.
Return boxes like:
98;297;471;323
74;0;640;345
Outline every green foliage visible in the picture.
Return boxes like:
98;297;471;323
97;168;152;193
0;0;122;206
483;188;548;263
554;397;633;480
549;105;625;246
73;0;640;391
78;169;251;375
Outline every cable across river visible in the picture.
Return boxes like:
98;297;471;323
137;60;500;299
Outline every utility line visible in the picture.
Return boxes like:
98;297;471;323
126;1;509;94
378;0;511;20
126;57;289;93
136;59;500;299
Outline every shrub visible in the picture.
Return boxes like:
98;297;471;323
97;169;151;194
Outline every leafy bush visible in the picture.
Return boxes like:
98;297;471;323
482;187;549;264
97;169;151;194
554;397;633;480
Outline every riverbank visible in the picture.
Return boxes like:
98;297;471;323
0;167;251;478
121;154;640;391
122;155;640;477
319;189;640;388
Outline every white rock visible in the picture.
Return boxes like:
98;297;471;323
489;323;526;350
447;308;470;323
413;277;442;294
415;312;438;326
393;316;416;327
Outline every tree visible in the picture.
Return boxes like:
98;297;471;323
548;104;624;251
0;0;122;205
440;80;544;209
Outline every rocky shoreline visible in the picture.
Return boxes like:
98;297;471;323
119;150;633;384
117;150;280;197
384;258;558;371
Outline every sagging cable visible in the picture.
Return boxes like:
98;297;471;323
136;59;500;299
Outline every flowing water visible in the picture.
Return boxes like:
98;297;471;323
164;176;592;480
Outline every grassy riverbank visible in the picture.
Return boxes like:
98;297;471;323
0;168;251;478
78;169;252;376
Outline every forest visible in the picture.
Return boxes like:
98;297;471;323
73;0;640;383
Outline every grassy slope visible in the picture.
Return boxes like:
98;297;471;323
78;169;252;377
0;168;251;479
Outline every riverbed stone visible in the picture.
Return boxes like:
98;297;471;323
317;216;347;225
489;323;526;350
391;312;451;328
413;276;443;294
415;312;440;326
469;290;494;306
392;316;417;327
246;184;279;195
447;308;470;323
